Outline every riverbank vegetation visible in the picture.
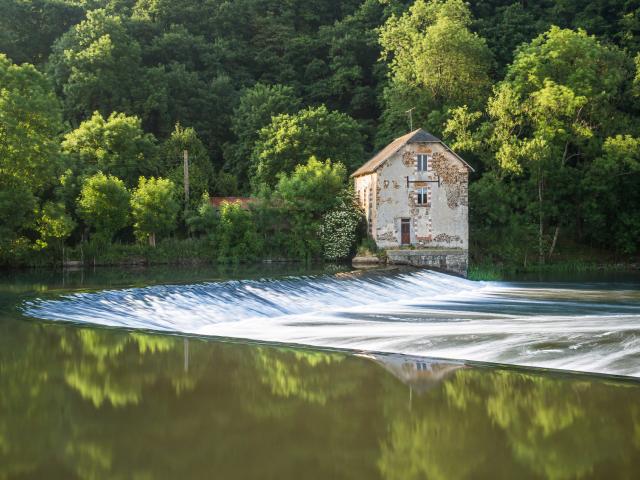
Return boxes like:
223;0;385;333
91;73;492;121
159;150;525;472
1;0;640;268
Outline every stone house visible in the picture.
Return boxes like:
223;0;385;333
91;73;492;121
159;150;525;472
352;129;473;273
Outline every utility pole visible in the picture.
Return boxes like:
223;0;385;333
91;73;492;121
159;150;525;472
183;149;189;207
405;107;415;132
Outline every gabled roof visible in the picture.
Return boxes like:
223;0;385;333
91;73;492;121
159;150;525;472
351;128;474;177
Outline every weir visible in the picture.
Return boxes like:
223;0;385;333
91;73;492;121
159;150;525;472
23;270;640;378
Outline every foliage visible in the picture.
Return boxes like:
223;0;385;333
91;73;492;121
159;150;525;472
380;0;493;107
0;175;38;264
47;9;146;122
130;177;179;246
160;123;213;190
582;135;640;253
0;0;84;65
0;54;64;193
35;201;76;252
224;83;301;188
62;111;159;187
378;0;493;143
2;0;640;265
77;172;130;244
217;201;261;262
0;53;67;261
186;192;219;239
318;198;364;261
274;157;347;215
357;236;379;257
446;26;638;262
272;157;348;259
251;105;364;187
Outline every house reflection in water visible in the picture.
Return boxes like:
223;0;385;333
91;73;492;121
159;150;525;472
359;353;466;395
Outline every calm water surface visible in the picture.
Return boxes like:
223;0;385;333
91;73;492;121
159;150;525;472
1;265;639;479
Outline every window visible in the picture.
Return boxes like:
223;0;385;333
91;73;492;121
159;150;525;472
416;187;428;206
417;154;431;172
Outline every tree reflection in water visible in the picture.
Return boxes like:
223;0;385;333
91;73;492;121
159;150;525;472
378;366;640;480
0;319;639;479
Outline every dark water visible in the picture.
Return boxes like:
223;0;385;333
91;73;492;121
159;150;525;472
2;266;640;479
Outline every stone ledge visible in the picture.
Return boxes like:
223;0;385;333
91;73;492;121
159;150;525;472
386;248;466;256
386;249;468;277
352;255;382;264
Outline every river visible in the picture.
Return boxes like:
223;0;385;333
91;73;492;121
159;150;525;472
1;265;639;478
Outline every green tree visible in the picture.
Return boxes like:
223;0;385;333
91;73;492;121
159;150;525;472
186;192;218;238
582;135;640;253
487;27;629;262
252;105;363;187
378;0;493;143
0;54;64;193
273;157;347;259
77;173;130;244
47;9;146;122
216;201;261;262
474;3;548;75
224;83;301;188
161;123;212;209
0;54;65;261
312;0;385;124
445;26;633;264
0;175;37;263
35;201;76;254
130;177;179;246
62;111;158;187
0;0;84;65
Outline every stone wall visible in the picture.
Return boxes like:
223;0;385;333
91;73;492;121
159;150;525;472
386;249;469;277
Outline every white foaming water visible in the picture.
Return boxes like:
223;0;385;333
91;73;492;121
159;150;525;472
23;270;640;378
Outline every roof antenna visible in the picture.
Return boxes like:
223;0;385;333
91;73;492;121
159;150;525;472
405;107;415;132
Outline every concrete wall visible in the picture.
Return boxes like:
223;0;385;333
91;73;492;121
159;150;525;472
354;141;469;250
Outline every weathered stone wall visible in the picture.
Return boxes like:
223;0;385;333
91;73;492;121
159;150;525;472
386;249;469;277
356;141;468;249
355;173;377;238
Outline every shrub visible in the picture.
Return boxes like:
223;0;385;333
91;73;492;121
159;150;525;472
77;172;130;243
131;177;179;246
319;201;364;261
217;201;262;262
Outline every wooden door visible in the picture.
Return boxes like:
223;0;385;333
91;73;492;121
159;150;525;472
401;219;410;245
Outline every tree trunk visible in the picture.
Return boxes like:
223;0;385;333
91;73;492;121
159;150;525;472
149;233;156;248
538;171;544;265
548;226;559;258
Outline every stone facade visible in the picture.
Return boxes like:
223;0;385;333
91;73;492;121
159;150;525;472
352;129;471;251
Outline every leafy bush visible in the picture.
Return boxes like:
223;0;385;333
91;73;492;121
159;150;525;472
187;193;219;237
357;237;379;257
271;157;348;260
77;172;130;244
217;201;262;262
131;177;180;246
319;207;362;260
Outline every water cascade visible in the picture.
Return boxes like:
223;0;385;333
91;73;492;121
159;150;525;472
24;270;640;378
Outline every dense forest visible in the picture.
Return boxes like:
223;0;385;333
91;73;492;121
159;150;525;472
1;0;640;268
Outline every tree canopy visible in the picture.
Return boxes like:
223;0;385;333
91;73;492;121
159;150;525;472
2;0;640;264
252;105;364;187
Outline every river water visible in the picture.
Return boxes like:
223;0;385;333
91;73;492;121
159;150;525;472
1;265;639;479
23;267;640;377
